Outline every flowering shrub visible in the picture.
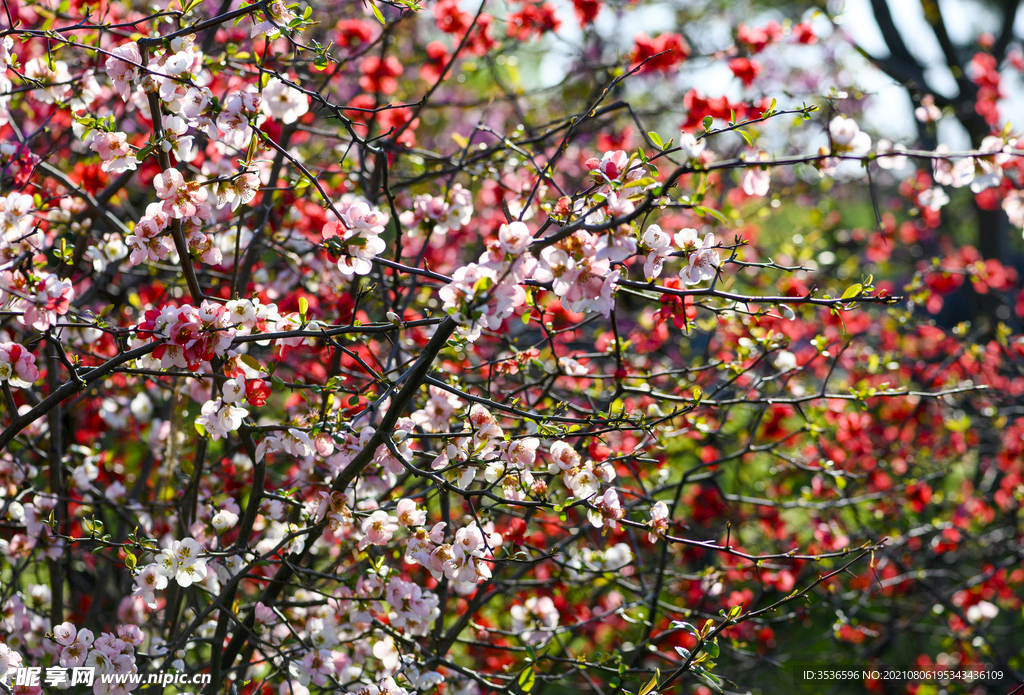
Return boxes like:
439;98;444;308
1;1;1023;695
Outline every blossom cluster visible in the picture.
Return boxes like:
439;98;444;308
133;538;208;608
3;1;1024;694
640;225;721;283
0;269;74;332
398;183;474;236
324;196;390;277
134;301;236;370
98;40;312;273
406;520;497;592
0;343;39;388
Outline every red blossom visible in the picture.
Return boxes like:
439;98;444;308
571;0;600;27
420;41;451;83
508;2;562;41
728;57;763;86
737;21;782;53
334;18;374;47
791;21;817;44
459;13;498;56
359;55;404;95
245;379;271;407
631;31;690;72
434;0;472;34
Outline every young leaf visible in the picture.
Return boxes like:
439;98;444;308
240;355;263;372
368;0;385;24
700;672;722;692
518;668;536;693
638;669;659;695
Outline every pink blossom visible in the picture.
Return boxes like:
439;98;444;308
195;398;247;441
262;77;309;124
561;256;618;318
741;164;770;197
90;132;137;173
297;649;336;687
679;131;706;160
510;596;559;645
914;95;942;123
829;116;871;155
361;510;399;547
585;149;628;180
648;500;670;542
502;437;539;468
132;563;168;609
105;42;142;101
396;499;426;527
53;622;77;646
641;224;673;280
680;233;720;285
59;639;89;668
550;441;581;471
154;169;184;200
875;139;908;170
588;488;624;530
498;221;531;255
0;343;39;387
439;263;526;340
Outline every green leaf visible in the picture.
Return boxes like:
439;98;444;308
736;129;754;147
298;296;309;321
842;284;863;300
693;206;729;225
672;621;699;637
518;668;535;693
472;276;494;294
638;669;660;695
240;355;263;371
135;143;155;162
702;116;714;132
647;131;663;148
700;672;722;691
368;0;385;24
245;132;260;166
